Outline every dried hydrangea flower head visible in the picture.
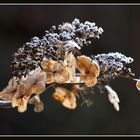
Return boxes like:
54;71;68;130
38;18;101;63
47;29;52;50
0;18;139;113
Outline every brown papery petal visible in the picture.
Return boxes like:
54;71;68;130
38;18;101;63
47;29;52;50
17;97;28;113
90;61;100;77
32;81;46;94
52;87;67;103
54;69;70;83
76;55;91;72
62;93;77;109
42;60;56;72
136;80;140;91
0;77;18;100
65;52;76;67
84;76;97;87
46;74;55;84
53;87;77;109
34;101;44;112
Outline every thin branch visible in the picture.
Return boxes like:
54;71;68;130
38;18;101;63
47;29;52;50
0;100;12;108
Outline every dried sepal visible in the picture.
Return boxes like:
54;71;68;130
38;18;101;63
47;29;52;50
32;81;46;95
76;55;100;87
136;80;140;91
42;59;70;84
105;85;120;111
52;86;78;109
0;77;18;101
28;95;44;112
11;67;46;112
15;96;29;113
64;52;76;81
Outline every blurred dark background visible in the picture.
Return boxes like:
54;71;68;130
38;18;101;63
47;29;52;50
0;5;140;135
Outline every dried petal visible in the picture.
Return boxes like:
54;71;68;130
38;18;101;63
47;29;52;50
42;59;70;84
105;85;120;111
76;55;91;72
113;101;120;112
52;87;66;103
32;81;46;94
17;97;28;113
105;85;120;103
54;68;70;83
46;73;55;84
65;52;76;81
34;101;44;112
76;55;100;87
42;60;56;73
62;93;77;109
53;87;77;109
0;77;18;100
136;80;140;91
29;95;44;112
10;67;46;112
91;60;100;77
81;74;97;87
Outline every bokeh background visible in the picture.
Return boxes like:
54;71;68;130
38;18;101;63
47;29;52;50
0;5;140;135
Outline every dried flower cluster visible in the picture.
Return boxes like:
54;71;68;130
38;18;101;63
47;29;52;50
0;18;139;113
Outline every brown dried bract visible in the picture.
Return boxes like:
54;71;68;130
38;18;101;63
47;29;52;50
136;80;140;91
0;77;18;101
52;86;78;109
42;59;70;84
64;52;76;82
105;85;120;111
0;67;46;112
28;95;44;112
76;55;100;87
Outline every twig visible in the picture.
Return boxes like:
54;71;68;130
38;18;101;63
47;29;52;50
0;100;12;108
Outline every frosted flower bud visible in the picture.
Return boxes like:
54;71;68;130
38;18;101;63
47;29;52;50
72;18;80;26
64;40;81;50
61;23;73;32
